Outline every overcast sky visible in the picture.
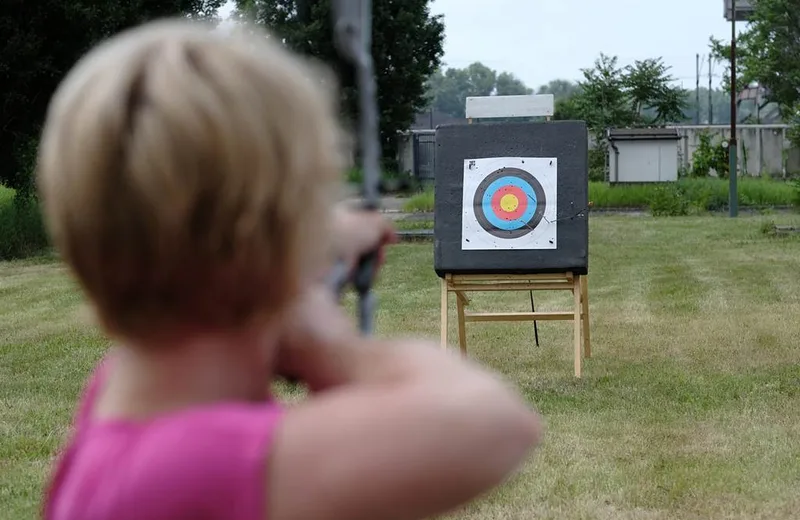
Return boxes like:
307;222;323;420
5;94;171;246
220;0;742;89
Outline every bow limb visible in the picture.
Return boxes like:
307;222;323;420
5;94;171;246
331;0;382;334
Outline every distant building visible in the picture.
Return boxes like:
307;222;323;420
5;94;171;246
410;109;467;130
737;84;782;123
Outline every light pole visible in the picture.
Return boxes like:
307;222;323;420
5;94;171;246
729;5;738;217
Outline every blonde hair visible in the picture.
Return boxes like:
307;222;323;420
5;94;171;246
37;19;344;342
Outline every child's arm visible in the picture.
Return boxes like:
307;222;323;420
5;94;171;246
265;209;541;520
268;298;542;520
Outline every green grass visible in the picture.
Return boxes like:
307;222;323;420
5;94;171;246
590;177;797;209
3;215;800;518
402;186;436;212
393;218;434;231
402;177;800;213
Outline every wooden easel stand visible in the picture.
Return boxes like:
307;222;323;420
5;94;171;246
440;272;591;378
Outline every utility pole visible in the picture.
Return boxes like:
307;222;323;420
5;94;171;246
729;7;738;217
708;55;713;124
695;54;701;124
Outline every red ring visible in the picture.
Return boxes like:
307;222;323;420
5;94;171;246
490;185;528;221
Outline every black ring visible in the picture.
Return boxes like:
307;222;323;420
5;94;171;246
472;167;547;239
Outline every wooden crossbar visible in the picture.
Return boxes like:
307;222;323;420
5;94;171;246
440;272;591;378
464;311;574;322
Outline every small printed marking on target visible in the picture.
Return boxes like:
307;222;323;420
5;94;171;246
461;157;557;250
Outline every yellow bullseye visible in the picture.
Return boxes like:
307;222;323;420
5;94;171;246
499;193;519;213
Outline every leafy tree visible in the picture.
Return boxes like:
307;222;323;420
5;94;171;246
572;54;638;135
495;72;533;96
709;0;800;141
425;63;496;117
426;62;533;118
553;96;583;121
624;58;688;124
536;79;581;101
237;0;445;168
0;0;224;194
570;53;688;140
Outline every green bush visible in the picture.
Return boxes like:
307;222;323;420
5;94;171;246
402;187;434;212
690;131;729;178
588;147;607;182
648;185;690;216
0;188;50;260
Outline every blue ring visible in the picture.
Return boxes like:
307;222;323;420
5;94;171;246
480;177;538;231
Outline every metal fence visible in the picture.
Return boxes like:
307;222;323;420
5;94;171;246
398;125;800;180
412;131;435;181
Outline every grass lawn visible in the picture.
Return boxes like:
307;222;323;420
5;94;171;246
3;214;800;518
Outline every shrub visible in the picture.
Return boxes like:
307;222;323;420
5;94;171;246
648;185;690;216
690;131;729;178
0;189;50;260
588;147;607;182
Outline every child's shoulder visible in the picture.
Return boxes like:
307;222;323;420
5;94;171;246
44;369;283;520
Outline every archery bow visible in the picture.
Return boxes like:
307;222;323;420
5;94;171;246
330;0;382;335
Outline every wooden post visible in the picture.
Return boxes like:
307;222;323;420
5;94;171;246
440;276;448;349
581;275;591;358
572;274;582;378
455;291;468;356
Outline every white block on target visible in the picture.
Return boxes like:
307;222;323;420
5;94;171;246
465;95;555;119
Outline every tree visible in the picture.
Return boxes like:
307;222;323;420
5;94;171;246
426;62;534;118
553;96;583;121
536;79;580;101
570;53;689;140
0;0;225;194
572;54;637;135
237;0;445;168
496;72;533;96
709;0;800;141
624;58;688;124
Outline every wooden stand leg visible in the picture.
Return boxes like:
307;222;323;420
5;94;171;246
440;277;448;349
573;274;582;378
455;292;468;356
581;275;591;358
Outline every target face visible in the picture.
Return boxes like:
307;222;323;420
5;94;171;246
473;167;546;239
462;157;557;250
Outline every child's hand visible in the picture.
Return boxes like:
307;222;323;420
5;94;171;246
332;206;397;272
275;285;361;391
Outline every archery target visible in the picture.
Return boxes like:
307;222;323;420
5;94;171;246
461;157;557;250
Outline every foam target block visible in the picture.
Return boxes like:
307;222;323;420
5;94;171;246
433;120;588;277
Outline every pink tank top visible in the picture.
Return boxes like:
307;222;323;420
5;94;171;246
42;359;284;520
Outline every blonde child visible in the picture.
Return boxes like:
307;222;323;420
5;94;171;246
38;19;542;520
